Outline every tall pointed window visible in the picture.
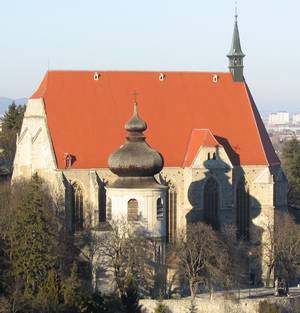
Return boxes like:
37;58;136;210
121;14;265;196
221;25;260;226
106;197;112;221
71;182;84;232
128;199;138;221
236;177;250;241
99;180;107;223
203;177;219;229
168;182;177;242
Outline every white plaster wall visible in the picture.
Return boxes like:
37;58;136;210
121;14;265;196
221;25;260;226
13;98;57;180
106;187;167;238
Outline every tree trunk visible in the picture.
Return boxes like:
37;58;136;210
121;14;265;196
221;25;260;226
189;280;197;299
265;265;274;288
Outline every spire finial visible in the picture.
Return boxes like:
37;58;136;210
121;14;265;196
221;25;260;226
133;90;139;104
132;90;139;115
235;1;238;21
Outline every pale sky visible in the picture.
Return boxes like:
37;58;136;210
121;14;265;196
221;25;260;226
0;0;299;115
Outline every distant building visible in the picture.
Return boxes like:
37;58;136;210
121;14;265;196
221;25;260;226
268;112;289;125
292;113;300;125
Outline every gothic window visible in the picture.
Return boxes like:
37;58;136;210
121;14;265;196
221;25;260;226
128;199;138;221
203;177;219;230
71;182;84;232
168;182;177;242
157;198;163;220
99;179;107;223
106;197;112;221
236;177;250;241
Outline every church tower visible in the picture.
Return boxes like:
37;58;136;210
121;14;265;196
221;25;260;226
106;100;167;241
227;11;245;82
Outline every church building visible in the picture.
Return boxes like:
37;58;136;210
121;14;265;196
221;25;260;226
12;14;287;285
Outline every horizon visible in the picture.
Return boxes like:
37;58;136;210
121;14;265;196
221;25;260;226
0;0;299;115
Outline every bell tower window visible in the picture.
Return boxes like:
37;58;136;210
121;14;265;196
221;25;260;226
128;199;139;221
157;198;163;220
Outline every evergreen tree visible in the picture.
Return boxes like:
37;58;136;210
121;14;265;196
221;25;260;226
121;275;141;313
282;139;300;208
46;269;61;305
36;269;61;312
0;102;25;174
7;174;57;297
63;262;82;308
1;102;25;133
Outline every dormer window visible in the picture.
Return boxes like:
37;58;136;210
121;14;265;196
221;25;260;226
65;153;72;168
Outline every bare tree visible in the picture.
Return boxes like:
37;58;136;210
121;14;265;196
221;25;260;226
261;216;275;287
262;211;300;289
220;225;250;300
275;212;300;289
99;218;156;297
174;222;229;299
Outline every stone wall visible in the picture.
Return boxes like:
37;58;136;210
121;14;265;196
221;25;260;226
140;296;300;313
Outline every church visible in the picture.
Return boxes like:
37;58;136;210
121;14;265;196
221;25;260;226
12;14;287;286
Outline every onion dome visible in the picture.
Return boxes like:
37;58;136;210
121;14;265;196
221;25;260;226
108;102;164;187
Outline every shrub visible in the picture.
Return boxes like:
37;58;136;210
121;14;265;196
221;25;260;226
154;299;171;313
259;300;279;313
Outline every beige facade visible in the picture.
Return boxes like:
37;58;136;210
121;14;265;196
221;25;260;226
13;98;288;286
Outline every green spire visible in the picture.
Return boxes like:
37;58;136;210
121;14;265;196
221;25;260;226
227;9;245;81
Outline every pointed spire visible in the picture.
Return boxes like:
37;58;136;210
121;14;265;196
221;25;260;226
227;7;245;82
228;13;245;57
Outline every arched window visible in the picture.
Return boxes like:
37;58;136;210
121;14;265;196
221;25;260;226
71;182;84;232
127;199;138;221
203;177;219;229
157;198;163;220
236;177;250;241
168;182;177;242
106;197;112;221
207;153;211;160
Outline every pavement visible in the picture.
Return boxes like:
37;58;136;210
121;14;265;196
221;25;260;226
195;286;300;300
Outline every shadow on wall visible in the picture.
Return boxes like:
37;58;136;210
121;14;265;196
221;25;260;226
186;145;263;289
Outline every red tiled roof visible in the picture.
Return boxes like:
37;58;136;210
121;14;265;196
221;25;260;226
31;71;280;169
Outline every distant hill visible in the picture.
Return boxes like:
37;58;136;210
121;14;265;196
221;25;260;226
0;97;27;115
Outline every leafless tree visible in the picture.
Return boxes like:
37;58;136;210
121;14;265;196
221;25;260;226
275;212;300;288
262;211;300;288
220;225;249;297
99;218;156;297
174;222;229;299
261;216;275;287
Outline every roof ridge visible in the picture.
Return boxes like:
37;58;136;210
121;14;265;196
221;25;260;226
242;83;269;165
46;69;231;74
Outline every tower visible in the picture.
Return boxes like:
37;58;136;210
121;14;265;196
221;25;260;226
227;10;245;82
106;100;167;241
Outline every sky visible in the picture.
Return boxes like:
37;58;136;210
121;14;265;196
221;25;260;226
0;0;299;115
